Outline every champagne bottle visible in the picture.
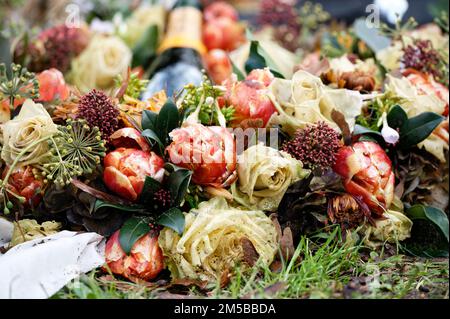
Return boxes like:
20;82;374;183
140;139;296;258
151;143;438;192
142;0;207;99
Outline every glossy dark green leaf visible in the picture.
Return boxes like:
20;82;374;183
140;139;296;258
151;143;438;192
132;25;159;68
231;60;245;81
139;176;163;204
94;200;145;213
141;110;158;131
119;217;151;255
245;41;267;74
399;112;444;148
166;168;193;206
142;129;164;154
245;40;284;79
387;105;408;130
353;124;382;136
157;208;185;235
155;99;180;145
406;205;449;242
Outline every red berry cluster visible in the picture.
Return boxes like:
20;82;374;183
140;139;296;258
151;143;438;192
77;89;119;141
153;189;172;209
282;122;342;172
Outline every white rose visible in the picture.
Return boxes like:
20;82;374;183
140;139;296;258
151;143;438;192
70;35;132;93
1;99;57;167
231;144;308;211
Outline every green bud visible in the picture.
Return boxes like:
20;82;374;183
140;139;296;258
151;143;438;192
4;207;10;215
7;201;13;209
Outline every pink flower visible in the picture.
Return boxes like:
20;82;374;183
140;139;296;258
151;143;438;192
166;123;237;187
36;69;70;102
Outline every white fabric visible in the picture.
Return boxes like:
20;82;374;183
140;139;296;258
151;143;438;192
0;230;105;299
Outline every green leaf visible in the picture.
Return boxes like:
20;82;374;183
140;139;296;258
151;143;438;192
353;124;382;137
141;110;158;131
166;168;193;206
406;205;449;242
142;129;164;154
155;99;180;145
139;176;162;204
231;60;245;81
157;208;185;235
245;41;284;79
399;112;444;148
132;25;159;68
387;105;408;130
94;200;145;213
245;41;267;74
119;217;151;255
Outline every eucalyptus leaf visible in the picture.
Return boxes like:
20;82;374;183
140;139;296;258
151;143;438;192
157;208;185;235
119;217;151;255
399;112;444;148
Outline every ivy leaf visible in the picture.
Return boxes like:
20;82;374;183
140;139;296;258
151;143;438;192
387;105;408;130
94;200;145;213
166;168;193;206
157;208;185;235
132;25;159;69
406;205;449;242
155;99;180;145
119;217;151;255
142;110;158;131
399;112;444;149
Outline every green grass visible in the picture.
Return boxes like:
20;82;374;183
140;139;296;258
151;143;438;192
53;229;449;299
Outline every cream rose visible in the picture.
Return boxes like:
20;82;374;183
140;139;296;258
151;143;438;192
70;34;132;93
268;70;364;136
1;99;57;167
231;144;309;211
385;75;448;162
159;197;278;282
362;210;412;248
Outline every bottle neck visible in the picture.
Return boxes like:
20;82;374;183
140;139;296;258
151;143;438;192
158;0;206;55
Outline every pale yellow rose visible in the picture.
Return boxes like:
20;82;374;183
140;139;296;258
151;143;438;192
70;35;132;93
1;99;57;167
231;144;308;211
159;197;278;282
362;210;412;248
376;41;404;71
268;70;364;136
385;75;448;161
